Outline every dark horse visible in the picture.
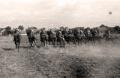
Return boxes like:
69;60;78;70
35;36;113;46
40;29;48;47
56;30;66;47
26;29;36;47
49;30;57;47
13;29;21;51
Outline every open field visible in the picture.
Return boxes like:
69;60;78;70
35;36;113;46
0;36;120;78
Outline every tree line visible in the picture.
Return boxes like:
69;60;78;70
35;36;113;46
1;24;120;36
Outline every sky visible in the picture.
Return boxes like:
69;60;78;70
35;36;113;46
0;0;120;28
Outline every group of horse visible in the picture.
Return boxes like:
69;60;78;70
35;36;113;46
38;27;111;46
13;26;114;50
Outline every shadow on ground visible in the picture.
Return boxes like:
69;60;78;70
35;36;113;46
2;48;15;51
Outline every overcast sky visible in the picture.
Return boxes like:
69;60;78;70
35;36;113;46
0;0;120;28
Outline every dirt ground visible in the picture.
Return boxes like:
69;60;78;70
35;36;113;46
0;36;120;78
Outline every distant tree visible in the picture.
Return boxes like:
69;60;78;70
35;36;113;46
5;26;11;31
5;26;12;35
60;26;64;31
100;24;106;28
113;26;120;33
30;26;37;30
18;25;24;31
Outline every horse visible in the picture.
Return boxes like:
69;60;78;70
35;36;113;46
104;30;111;41
40;29;48;47
62;29;69;44
26;29;36;47
56;30;66;47
91;28;100;44
84;28;92;43
74;29;85;45
13;29;21;51
67;29;76;44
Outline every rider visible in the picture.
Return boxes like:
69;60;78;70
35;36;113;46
13;28;21;49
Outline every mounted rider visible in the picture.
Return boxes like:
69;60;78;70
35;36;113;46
40;28;48;46
26;28;36;47
13;28;21;50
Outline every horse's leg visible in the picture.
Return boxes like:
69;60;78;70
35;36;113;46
52;39;54;47
30;41;33;48
43;41;45;47
84;37;86;44
30;41;33;47
16;44;17;49
81;38;84;45
18;43;20;52
15;43;17;48
53;39;55;47
63;39;66;48
44;40;46;47
28;38;32;48
79;38;81;45
15;42;19;52
72;37;75;45
41;41;43;47
67;39;70;45
53;39;56;47
15;41;18;49
62;38;66;48
56;39;58;46
78;38;80;44
61;39;64;48
43;39;46;47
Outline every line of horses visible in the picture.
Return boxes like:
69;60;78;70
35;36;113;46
13;26;119;50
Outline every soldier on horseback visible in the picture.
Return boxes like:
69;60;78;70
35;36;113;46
56;30;65;47
104;29;111;41
67;29;75;44
13;28;21;51
49;29;57;47
40;28;48;47
91;28;99;43
84;27;92;43
26;28;36;47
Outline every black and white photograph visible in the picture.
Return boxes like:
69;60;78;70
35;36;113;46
0;0;120;78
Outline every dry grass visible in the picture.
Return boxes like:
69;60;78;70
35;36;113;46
27;42;120;78
0;36;120;78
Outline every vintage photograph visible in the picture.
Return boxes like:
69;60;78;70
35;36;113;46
0;0;120;78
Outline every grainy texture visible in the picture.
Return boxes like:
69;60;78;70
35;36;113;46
0;36;120;78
